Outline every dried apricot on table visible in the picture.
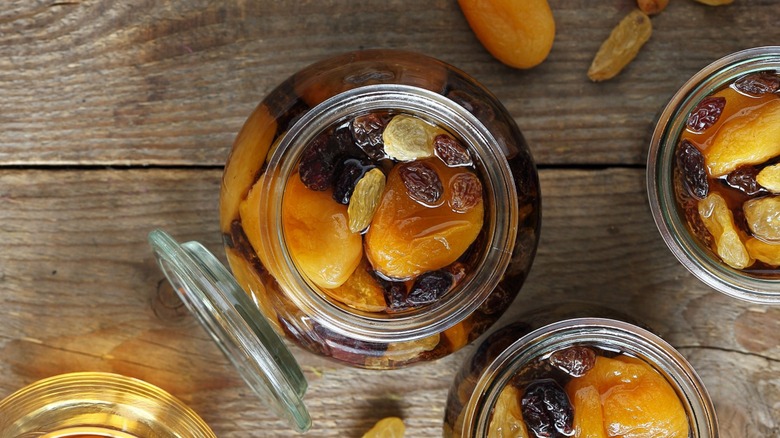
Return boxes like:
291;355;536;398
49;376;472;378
282;175;363;289
588;9;652;82
636;0;669;15
365;159;484;279
458;0;555;69
362;417;405;438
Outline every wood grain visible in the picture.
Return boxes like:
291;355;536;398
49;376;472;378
1;1;778;166
0;168;777;436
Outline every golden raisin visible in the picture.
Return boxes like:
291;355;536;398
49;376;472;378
698;193;753;270
348;168;386;233
487;384;529;438
588;9;652;82
382;114;438;161
458;0;555;69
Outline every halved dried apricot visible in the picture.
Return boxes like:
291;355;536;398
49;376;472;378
365;159;484;279
282;175;363;289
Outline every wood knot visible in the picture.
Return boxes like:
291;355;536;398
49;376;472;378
151;278;189;324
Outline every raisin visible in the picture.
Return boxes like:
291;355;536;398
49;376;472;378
449;172;483;213
687;96;726;133
407;270;453;305
726;166;765;196
548;346;596;378
333;158;375;205
734;72;780;97
351;113;391;160
676;139;709;199
521;379;574;438
299;132;338;191
372;273;410;312
434;134;472;167
399;161;443;205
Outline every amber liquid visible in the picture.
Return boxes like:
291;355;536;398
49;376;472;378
674;82;780;277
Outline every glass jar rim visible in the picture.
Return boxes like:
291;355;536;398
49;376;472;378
257;83;520;343
647;46;780;304
461;318;718;438
0;372;217;438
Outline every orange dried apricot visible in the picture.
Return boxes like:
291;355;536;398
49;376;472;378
362;417;406;438
566;355;689;438
282;175;363;289
458;0;555;69
570;385;607;438
365;158;484;279
323;258;387;312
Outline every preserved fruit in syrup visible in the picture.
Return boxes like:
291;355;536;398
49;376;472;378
673;69;780;275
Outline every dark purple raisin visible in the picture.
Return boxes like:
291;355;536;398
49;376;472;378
726;166;766;196
299;132;338;190
734;72;780;96
687;96;726;133
399;161;443;205
351;113;391;160
521;379;574;438
331;124;365;158
676;139;709;199
434;134;472;167
407;270;453;306
548;346;596;378
332;158;375;204
371;272;410;312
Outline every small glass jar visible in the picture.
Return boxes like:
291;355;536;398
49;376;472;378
0;372;216;438
443;314;718;437
647;46;780;304
217;49;540;368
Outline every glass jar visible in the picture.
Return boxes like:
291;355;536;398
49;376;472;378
443;314;718;437
0;372;216;438
647;46;780;304
217;49;540;368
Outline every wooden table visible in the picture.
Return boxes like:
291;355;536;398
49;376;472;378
2;1;779;436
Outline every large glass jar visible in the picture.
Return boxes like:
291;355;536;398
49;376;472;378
0;372;216;438
444;311;718;437
647;46;780;304
218;50;540;369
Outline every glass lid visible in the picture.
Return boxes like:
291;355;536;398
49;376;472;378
148;229;311;433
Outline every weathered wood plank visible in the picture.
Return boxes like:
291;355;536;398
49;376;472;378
0;168;777;436
1;1;778;166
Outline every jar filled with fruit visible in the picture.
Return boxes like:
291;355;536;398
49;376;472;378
443;310;718;438
0;372;216;438
213;49;540;369
648;46;780;304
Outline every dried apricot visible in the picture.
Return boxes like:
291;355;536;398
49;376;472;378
704;99;780;177
323;259;387;312
282;175;363;289
566;355;689;438
745;238;780;266
570;386;607;438
458;0;555;69
362;417;406;438
365;159;484;279
588;9;652;82
693;0;733;5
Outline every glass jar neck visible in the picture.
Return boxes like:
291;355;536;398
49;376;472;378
648;46;780;304
257;84;519;343
461;318;718;438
